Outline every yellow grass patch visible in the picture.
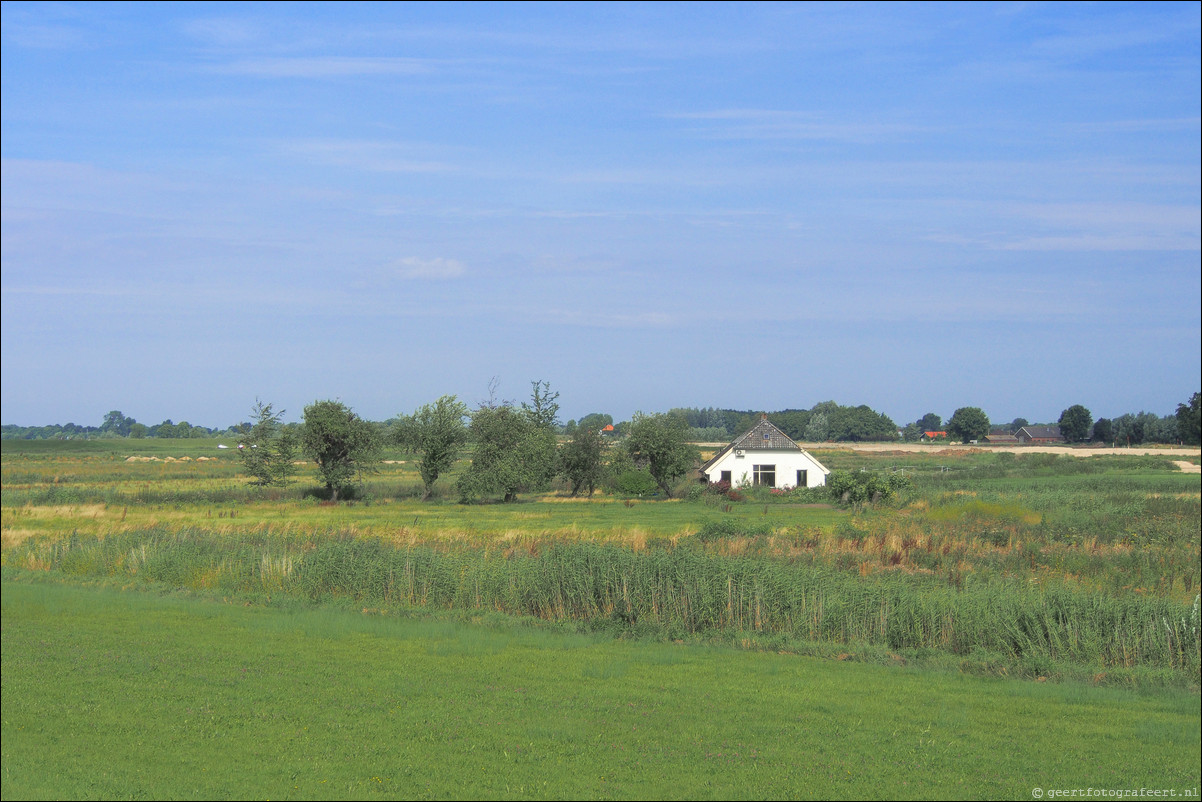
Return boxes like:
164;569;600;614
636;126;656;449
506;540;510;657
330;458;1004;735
18;503;108;519
1;528;43;548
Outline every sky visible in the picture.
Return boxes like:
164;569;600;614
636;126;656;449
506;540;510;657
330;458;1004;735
2;2;1199;429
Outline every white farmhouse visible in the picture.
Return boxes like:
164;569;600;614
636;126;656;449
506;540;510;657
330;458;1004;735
701;415;830;489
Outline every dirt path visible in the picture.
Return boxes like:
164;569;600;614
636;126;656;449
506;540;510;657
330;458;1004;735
1172;460;1202;474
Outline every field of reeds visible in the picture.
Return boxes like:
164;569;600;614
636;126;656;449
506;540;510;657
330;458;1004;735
2;439;1200;687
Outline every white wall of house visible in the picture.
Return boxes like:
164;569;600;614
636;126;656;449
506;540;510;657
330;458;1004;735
703;448;829;489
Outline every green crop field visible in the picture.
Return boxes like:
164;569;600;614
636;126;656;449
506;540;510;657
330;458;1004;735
2;439;1200;798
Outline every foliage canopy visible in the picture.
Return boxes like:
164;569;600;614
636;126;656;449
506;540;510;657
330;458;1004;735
396;395;469;500
625;412;699;498
947;407;990;443
301;400;381;501
1058;405;1093;443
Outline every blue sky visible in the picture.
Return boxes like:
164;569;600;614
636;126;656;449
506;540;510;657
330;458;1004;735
3;2;1199;428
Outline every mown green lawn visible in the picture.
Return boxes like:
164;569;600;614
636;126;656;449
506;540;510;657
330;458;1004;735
3;575;1199;800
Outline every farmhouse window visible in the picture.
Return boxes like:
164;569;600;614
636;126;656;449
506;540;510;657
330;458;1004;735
720;470;731;484
797;469;808;487
753;464;775;487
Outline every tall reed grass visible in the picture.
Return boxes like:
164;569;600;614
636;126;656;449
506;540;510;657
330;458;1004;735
11;527;1198;683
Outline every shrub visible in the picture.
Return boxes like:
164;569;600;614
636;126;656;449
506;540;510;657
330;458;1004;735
827;470;911;507
613;469;658;497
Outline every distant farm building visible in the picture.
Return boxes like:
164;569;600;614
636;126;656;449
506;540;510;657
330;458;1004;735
701;415;830;489
1015;425;1064;444
984;433;1019;444
922;431;948;441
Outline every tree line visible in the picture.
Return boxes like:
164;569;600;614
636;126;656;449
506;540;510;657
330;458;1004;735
231;381;700;504
4;392;1199;451
230;387;1202;505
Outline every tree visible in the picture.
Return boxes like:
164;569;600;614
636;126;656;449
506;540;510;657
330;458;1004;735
577;412;614;433
456;381;559;503
240;400;297;487
520;380;560;488
396;395;469;500
100;410;135;437
917;412;942;432
1009;417;1029;434
1145;414;1178;444
522;379;560;429
831;405;898;442
1111;412;1160;446
559;422;607;497
947;407;990;443
300;400;381;501
804;412;829;442
1177;392;1201;446
458;404;550;503
624;412;699;498
1058;405;1093;443
1091;418;1113;443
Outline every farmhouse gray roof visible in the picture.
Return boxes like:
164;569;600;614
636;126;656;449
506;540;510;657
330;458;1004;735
1016;425;1063;440
701;416;802;473
731;417;801;450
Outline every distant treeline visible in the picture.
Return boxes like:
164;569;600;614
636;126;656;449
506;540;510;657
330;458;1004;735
2;417;239;441
648;403;899;443
5;393;1200;446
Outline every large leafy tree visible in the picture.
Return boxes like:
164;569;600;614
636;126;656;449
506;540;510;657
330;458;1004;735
458;382;559;503
100;410;135;437
625;412;699;498
457;405;552;502
947;407;990;443
301;400;381;501
831;405;898;441
1058;405;1093;443
396;395;469;500
1177;392;1201;445
917;412;942;432
559;423;607;497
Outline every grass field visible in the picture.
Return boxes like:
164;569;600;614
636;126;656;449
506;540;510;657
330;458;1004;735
3;576;1199;800
2;437;1200;798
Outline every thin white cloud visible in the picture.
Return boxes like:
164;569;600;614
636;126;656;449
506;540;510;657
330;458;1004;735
540;309;677;328
1000;235;1201;252
210;56;436;78
281;140;458;174
669;109;933;143
181;17;262;48
394;257;465;280
1;22;87;49
1062;117;1202;134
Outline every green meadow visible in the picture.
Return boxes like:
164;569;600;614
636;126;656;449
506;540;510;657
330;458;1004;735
2;438;1200;798
3;577;1199;800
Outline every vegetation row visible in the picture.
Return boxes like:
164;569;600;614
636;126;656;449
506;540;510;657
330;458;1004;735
12;527;1199;688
